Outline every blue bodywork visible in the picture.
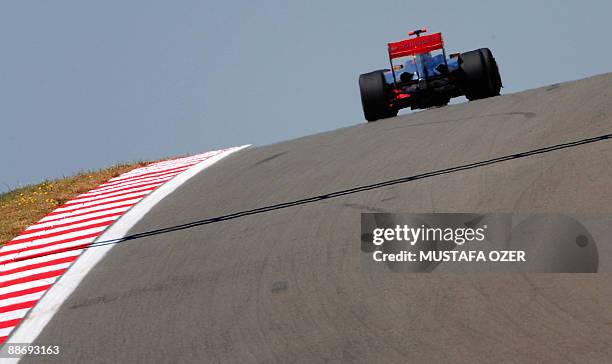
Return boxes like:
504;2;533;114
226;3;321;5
384;53;459;84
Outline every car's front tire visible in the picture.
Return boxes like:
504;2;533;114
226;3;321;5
359;70;398;122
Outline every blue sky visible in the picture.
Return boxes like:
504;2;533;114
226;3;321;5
1;0;611;191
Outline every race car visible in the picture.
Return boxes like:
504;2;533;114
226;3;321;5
359;28;502;121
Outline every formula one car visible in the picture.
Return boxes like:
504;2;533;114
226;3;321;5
359;28;502;121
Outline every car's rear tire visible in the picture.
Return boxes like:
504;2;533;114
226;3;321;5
359;70;397;122
459;48;502;101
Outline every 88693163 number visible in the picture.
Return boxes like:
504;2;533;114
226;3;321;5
3;344;60;357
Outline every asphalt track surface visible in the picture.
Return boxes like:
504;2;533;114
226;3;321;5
28;73;612;363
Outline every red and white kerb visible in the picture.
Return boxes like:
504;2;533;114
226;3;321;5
0;149;232;344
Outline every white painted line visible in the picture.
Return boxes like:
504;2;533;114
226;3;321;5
0;292;46;308
0;251;81;272
103;166;190;184
117;159;203;173
0;309;31;323
0;263;73;285
84;175;175;195
91;172;180;191
52;191;151;213
6;237;98;263
16;216;119;242
70;184;162;204
3;226;109;253
5;145;250;361
0;327;15;337
84;178;172;197
27;207;132;230
0;279;59;297
39;198;145;222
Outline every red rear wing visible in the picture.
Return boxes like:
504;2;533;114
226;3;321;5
388;32;444;59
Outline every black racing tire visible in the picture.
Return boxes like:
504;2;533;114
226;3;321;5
459;48;502;101
481;48;503;94
359;70;398;122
